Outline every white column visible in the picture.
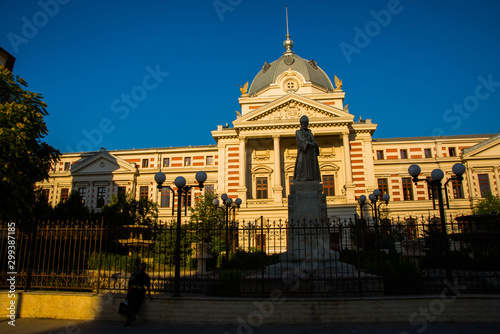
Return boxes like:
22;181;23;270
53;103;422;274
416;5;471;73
272;135;283;205
364;138;376;191
494;167;500;196
342;131;355;201
237;137;247;203
466;166;475;200
153;180;159;203
89;181;94;209
218;144;226;194
343;132;353;183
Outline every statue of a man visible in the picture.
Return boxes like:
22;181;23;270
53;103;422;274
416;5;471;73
294;115;321;181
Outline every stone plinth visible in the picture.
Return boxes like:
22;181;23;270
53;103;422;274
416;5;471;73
285;180;333;262
191;242;213;275
262;180;378;291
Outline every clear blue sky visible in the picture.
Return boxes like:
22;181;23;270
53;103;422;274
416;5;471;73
1;0;500;153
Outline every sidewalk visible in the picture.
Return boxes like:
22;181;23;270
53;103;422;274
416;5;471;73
2;319;500;334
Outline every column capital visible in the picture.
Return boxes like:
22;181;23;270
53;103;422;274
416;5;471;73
272;134;281;140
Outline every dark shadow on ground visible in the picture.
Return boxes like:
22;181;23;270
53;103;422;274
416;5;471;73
2;319;500;334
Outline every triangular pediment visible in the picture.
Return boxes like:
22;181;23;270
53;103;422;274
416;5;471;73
71;150;137;175
233;94;354;128
462;134;500;159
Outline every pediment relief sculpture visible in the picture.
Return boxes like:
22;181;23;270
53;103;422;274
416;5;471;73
253;101;333;121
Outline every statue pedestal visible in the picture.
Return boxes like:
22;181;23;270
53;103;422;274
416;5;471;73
191;243;212;275
285;180;333;262
260;180;381;295
264;180;347;278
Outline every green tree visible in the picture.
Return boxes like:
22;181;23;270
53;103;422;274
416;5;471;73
0;67;60;221
473;192;500;215
31;190;91;223
52;191;91;222
154;223;195;269
99;193;158;226
188;192;224;243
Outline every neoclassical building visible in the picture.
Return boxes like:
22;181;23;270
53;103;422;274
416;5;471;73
38;35;500;223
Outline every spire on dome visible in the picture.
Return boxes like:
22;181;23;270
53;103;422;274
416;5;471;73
283;5;294;55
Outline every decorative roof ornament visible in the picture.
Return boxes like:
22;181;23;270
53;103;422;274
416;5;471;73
262;62;271;73
334;75;343;91
309;59;318;70
239;81;249;97
283;6;294;55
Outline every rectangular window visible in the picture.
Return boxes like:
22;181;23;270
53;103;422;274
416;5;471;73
426;177;439;200
206;156;213;165
42;189;50;203
140;186;149;200
64;162;71;171
449;147;456;157
377;178;389;196
424;148;432;158
289;176;294;195
142;159;149;168
452;179;464;199
78;188;86;204
205;184;214;194
118;187;127;200
478;174;491;197
402;177;413;201
376;150;384;160
256;234;266;252
163;158;170;167
405;218;418;240
97;187;106;208
160;188;170;208
60;188;69;203
322;175;335;196
184;157;191;166
256;177;268;199
400;149;408;159
182;189;192;207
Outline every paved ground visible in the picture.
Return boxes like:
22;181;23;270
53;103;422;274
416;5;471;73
2;319;500;334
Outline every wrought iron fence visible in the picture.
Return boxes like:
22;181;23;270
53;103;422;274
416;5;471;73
1;214;499;297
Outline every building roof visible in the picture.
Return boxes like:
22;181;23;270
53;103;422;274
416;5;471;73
247;36;334;96
0;46;16;71
462;133;500;154
372;133;496;143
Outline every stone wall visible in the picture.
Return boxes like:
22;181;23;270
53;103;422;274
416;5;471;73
1;291;499;324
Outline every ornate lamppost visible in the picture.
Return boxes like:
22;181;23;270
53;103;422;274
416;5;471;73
358;190;390;231
358;190;390;251
213;193;242;261
154;170;207;297
408;163;466;284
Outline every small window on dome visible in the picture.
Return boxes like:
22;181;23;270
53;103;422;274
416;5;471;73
286;81;296;90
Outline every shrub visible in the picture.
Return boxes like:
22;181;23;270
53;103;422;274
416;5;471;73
221;250;280;270
207;269;243;296
340;248;423;295
87;251;141;273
